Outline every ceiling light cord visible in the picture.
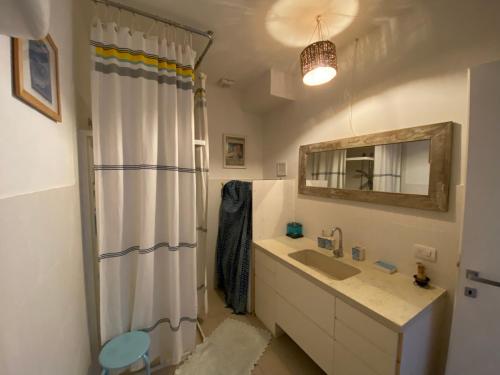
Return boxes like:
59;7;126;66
349;38;359;136
316;15;324;41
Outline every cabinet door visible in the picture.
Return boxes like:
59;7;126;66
334;341;378;375
336;299;399;359
274;261;335;336
255;275;277;335
335;320;397;375
255;248;276;286
275;293;334;375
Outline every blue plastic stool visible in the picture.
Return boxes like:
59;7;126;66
99;331;151;375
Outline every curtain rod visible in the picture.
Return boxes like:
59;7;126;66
91;0;214;69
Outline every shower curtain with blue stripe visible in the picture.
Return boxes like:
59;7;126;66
91;22;197;365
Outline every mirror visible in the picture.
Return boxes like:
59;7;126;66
305;140;431;194
299;122;453;211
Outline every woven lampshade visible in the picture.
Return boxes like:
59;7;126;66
300;40;338;86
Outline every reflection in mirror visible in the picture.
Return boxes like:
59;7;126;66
305;140;430;195
306;149;346;188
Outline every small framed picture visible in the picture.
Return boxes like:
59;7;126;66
223;134;246;169
12;34;61;122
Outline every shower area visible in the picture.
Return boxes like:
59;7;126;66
78;0;214;369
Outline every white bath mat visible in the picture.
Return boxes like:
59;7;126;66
175;318;271;375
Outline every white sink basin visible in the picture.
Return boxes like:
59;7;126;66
289;249;360;280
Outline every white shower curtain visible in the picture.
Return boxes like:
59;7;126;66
373;144;402;193
311;150;346;188
91;22;198;365
194;73;209;318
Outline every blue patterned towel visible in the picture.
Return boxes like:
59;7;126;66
216;180;252;314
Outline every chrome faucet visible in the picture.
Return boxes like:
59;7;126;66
331;227;343;258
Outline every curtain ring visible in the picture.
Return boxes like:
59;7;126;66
130;12;136;36
145;20;156;39
91;1;99;27
117;8;121;28
113;8;119;32
159;24;166;43
104;3;110;27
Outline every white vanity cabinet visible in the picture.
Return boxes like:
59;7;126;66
254;245;444;375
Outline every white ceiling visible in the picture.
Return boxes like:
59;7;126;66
114;0;500;90
114;0;423;88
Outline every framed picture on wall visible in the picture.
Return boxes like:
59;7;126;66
223;134;246;169
12;34;62;122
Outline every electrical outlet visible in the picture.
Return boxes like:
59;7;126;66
414;244;437;262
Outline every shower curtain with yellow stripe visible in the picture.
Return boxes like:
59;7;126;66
91;22;197;365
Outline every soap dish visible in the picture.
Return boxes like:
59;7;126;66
413;275;431;288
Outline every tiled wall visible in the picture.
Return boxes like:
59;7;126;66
0;186;90;374
253;179;295;241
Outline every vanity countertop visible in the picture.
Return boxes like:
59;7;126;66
253;236;446;332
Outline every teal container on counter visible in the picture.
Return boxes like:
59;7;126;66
286;222;303;239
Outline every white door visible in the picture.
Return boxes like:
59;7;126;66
446;60;500;375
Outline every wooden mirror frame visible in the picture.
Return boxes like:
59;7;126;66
298;122;453;211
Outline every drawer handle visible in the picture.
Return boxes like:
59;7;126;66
466;269;500;288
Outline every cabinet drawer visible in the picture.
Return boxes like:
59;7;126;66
276;293;334;375
335;319;397;375
255;248;276;286
334;341;378;375
275;261;335;336
255;275;277;335
336;299;399;359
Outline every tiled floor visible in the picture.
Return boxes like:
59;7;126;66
155;289;325;375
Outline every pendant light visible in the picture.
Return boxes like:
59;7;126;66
300;15;338;86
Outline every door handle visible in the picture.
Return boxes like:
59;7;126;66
466;269;500;287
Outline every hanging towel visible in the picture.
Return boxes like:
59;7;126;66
216;180;252;314
310;149;347;188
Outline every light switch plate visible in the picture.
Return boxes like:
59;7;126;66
414;244;437;262
276;161;287;177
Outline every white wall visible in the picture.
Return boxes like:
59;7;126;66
203;83;265;289
0;0;91;374
0;27;76;197
206;83;264;180
253;180;295;241
260;2;500;373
